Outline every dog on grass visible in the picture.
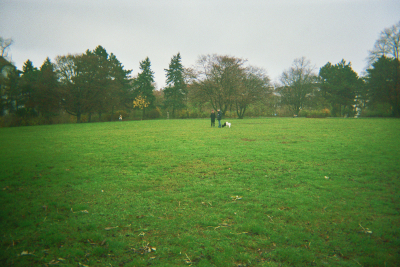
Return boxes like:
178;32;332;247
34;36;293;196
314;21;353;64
222;122;231;128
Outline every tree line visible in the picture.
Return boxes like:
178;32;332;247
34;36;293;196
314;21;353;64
0;21;399;126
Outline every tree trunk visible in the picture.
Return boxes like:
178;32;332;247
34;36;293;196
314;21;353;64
394;61;400;117
236;105;246;119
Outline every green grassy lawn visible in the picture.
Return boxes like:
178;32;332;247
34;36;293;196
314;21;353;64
1;118;399;266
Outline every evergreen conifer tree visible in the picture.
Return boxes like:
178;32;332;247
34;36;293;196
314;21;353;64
164;53;186;118
134;57;155;118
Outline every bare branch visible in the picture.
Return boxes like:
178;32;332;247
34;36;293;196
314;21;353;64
368;21;400;66
0;37;13;58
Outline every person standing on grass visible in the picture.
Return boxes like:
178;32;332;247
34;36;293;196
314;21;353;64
217;109;222;128
210;110;216;127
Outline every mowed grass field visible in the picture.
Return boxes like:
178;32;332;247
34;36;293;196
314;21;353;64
0;118;399;266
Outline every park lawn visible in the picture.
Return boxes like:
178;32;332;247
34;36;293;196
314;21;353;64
0;118;399;266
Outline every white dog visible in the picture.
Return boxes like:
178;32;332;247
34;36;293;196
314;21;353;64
222;122;231;128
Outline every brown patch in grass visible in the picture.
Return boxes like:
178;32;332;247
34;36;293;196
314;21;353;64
242;138;256;142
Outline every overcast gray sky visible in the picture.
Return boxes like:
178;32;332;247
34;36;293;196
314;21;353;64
1;0;399;88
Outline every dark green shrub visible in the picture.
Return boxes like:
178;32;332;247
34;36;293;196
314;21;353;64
146;107;161;119
114;110;130;120
299;108;331;118
360;103;392;117
298;110;308;117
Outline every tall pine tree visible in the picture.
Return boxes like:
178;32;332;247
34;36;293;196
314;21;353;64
164;53;186;118
134;57;155;119
20;60;39;115
36;58;60;118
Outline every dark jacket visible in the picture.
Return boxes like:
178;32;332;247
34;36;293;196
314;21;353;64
217;111;222;120
210;112;216;122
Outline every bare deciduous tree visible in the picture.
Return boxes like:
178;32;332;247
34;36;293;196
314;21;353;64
0;37;13;60
368;21;400;64
191;54;246;115
277;57;318;115
190;54;271;118
235;66;271;119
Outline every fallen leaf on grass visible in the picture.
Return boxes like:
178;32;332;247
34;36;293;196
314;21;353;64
230;232;249;235
214;223;230;230
231;195;243;201
138;242;156;254
104;226;119;231
21;251;35;256
78;262;89;267
184;253;192;265
359;224;372;234
71;208;89;214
